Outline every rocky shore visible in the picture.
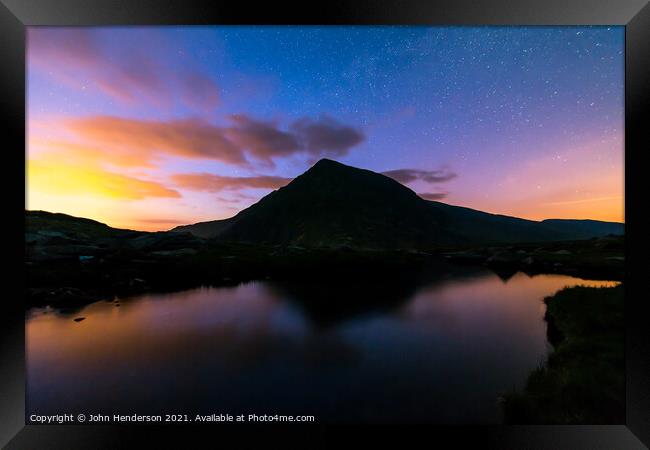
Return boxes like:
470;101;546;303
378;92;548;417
441;235;624;281
26;211;624;309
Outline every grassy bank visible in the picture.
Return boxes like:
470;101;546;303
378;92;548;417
503;284;624;424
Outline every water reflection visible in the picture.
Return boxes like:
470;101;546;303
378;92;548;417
267;260;489;326
26;267;616;424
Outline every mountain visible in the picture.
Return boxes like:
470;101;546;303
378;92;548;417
540;219;624;240
173;159;623;248
26;210;135;240
26;210;203;262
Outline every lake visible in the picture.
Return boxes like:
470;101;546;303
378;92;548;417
26;265;616;424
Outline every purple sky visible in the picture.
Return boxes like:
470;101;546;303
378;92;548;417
26;26;624;230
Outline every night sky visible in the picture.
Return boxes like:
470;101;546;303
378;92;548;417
27;26;624;231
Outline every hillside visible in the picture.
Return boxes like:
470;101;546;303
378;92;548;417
173;159;623;248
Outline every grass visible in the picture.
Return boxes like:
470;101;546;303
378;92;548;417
502;284;624;424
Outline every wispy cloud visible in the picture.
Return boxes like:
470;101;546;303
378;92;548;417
226;115;302;161
136;218;189;225
382;168;457;184
291;116;366;157
59;114;365;168
28;28;220;112
419;192;448;201
172;173;292;193
541;195;623;206
383;168;457;203
64;115;246;166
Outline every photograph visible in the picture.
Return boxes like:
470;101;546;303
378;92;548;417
23;25;627;426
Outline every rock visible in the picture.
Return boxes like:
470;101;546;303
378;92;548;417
28;244;103;262
486;252;517;264
128;232;203;251
25;232;49;244
522;256;534;265
37;230;67;238
151;248;198;257
27;287;96;307
442;251;485;263
406;249;430;256
554;250;572;255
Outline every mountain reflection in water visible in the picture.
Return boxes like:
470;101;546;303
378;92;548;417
26;266;616;424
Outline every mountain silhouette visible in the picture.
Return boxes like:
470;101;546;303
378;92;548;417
173;159;623;248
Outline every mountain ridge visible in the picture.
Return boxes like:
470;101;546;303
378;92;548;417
172;159;623;247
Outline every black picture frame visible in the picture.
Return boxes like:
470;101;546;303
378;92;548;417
2;0;649;448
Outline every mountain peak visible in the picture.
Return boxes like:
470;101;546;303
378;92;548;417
174;161;623;246
313;158;340;165
310;158;347;170
303;159;375;181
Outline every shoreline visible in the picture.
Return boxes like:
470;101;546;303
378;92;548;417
502;284;624;424
26;240;623;310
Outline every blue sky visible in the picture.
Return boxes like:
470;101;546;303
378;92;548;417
27;26;624;230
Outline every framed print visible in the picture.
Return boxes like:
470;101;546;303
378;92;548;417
2;0;649;448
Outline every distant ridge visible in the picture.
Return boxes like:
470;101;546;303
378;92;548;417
173;159;624;248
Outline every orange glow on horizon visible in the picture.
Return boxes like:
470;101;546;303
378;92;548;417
26;26;624;232
26;134;624;231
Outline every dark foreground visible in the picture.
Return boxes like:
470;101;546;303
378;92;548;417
503;284;624;424
25;211;624;308
25;210;625;424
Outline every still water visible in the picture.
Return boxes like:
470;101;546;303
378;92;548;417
26;266;616;424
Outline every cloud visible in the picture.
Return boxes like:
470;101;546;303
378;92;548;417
61;114;365;168
384;168;456;202
382;168;457;184
135;218;189;225
28;28;100;70
29;137;160;169
419;192;448;201
172;173;292;193
226;115;301;161
226;114;365;163
291;116;366;157
178;71;221;113
541;195;623;206
65;116;246;166
28;28;220;112
215;196;244;204
216;192;256;204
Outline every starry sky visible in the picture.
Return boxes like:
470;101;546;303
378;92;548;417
26;26;624;231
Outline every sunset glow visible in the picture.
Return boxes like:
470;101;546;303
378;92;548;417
27;26;624;230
